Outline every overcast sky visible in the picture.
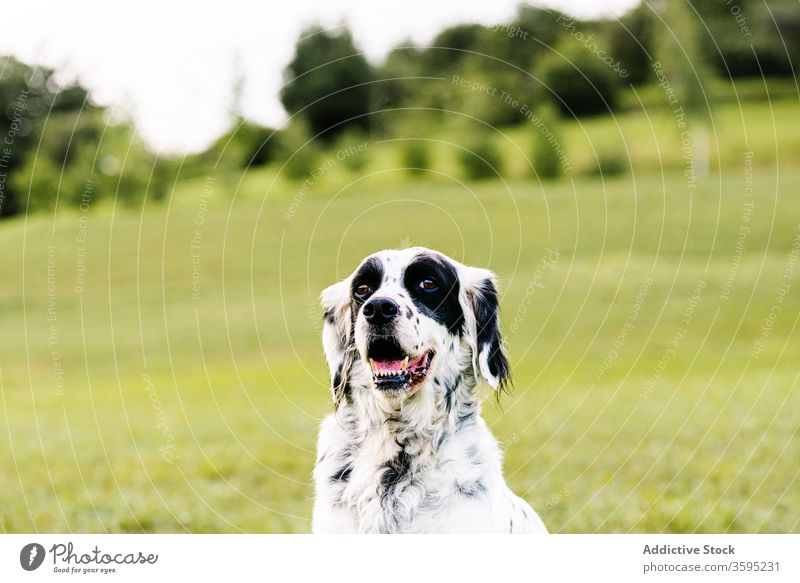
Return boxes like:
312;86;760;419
1;0;639;153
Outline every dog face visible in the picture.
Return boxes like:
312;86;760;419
321;248;510;406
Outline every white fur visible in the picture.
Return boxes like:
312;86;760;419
312;248;547;534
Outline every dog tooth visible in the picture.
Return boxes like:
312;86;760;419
402;356;409;372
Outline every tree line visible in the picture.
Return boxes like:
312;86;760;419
1;1;797;218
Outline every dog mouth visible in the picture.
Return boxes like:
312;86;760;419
366;338;434;393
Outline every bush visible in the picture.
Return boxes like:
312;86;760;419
333;130;370;173
206;119;278;170
283;144;320;181
276;122;322;180
12;155;61;213
529;107;563;180
538;41;623;116
530;135;561;180
458;135;503;180
11;120;172;211
401;140;431;175
585;150;628;178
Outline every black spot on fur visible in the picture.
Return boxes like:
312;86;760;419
404;252;464;334
455;398;478;428
330;465;352;484
443;377;460;414
472;277;511;391
332;366;343;392
434;429;448;450
330;355;356;406
350;256;383;308
405;307;413;319
380;446;413;496
455;480;487;497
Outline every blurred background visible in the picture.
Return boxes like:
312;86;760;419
0;0;799;533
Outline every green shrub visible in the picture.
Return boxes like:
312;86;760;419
401;140;431;174
529;108;564;180
12;155;62;213
531;133;561;180
283;146;320;180
538;41;623;116
458;135;503;180
11;118;177;213
586;150;628;177
276;122;322;180
334;130;370;173
205;119;278;171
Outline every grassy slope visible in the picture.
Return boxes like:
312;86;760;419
0;98;799;533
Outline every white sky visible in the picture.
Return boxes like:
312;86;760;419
0;0;639;153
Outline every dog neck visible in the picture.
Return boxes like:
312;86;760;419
341;364;482;453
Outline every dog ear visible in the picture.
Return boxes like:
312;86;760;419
462;267;511;391
321;279;355;407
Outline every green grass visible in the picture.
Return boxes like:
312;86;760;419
1;98;799;533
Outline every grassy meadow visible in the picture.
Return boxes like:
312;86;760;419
1;97;799;533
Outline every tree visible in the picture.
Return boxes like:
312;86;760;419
538;41;622;116
0;57;51;217
204;118;278;170
656;0;713;180
280;26;374;141
1;56;176;216
421;24;484;73
373;42;425;110
0;57;103;217
608;4;655;85
691;0;799;78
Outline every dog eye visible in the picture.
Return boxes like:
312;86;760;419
418;278;438;291
354;283;372;298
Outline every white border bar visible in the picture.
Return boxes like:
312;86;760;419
1;534;798;582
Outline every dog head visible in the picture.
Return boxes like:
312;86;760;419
320;248;510;408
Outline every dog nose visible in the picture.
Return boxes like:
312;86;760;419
363;297;399;325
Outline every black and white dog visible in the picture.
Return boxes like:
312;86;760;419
312;247;547;533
